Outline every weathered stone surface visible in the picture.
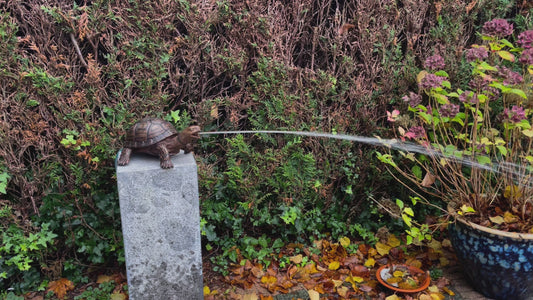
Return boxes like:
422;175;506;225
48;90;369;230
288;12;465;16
116;151;203;300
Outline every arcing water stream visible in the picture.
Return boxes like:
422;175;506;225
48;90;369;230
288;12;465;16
199;130;527;177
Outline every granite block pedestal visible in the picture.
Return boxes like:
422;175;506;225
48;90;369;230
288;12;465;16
116;151;203;300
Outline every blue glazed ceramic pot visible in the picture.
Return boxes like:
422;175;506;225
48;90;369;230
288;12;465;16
448;218;533;300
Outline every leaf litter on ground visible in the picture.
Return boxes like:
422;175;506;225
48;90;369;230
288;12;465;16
205;230;458;299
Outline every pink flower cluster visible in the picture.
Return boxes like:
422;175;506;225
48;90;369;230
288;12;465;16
424;55;445;70
465;47;488;62
419;74;446;90
402;92;422;107
459;91;479;104
519;48;533;66
482;18;513;37
503;106;527;124
439;104;460;118
405;126;426;140
497;67;523;86
517;30;533;49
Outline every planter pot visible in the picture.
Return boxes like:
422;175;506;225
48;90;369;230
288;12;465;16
448;217;533;300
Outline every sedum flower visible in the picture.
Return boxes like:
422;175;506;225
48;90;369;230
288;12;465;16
424;55;446;70
459;90;479;104
465;47;489;62
405;126;426;140
503;106;527;124
439;103;460;118
419;74;446;90
497;67;523;86
517;30;533;49
468;76;490;91
482;18;513;38
402;92;422;107
519;48;533;66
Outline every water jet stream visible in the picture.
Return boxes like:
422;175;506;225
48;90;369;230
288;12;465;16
199;130;528;179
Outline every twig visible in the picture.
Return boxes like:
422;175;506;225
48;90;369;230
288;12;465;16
70;33;88;68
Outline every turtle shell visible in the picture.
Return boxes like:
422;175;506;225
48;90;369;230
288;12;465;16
124;118;178;148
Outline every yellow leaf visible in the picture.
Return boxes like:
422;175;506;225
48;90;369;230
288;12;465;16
96;275;113;284
443;287;455;296
441;239;452;248
504;211;519;223
430;292;446;300
339;236;350;248
498;50;515;62
261;275;277;285
427;239;442;252
419;294;432;300
210;103;219;118
428;285;440;293
110;292;127;300
308;289;320;300
405;258;423;269
417;70;429;83
346;275;365;284
243;293;259;300
203;286;211;296
387;277;403;284
332;279;343;287
328;261;340;270
337;286;349;297
375;242;392;256
364;258;375;268
385;295;401;300
522;129;533;138
439;256;449;267
489;215;505;224
459;205;475;214
387;234;401;248
504;185;522;199
290;254;303;264
393;270;405;277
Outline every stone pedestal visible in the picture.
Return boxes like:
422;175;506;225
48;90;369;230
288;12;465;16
116;151;203;300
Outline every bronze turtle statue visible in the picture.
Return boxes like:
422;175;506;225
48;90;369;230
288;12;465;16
117;118;201;169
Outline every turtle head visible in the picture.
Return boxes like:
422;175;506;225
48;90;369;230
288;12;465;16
179;125;201;144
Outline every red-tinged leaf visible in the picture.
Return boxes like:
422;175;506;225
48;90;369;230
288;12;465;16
358;244;369;255
251;266;264;278
287;265;298;279
350;265;370;277
359;284;374;292
337;23;355;35
47;278;74;299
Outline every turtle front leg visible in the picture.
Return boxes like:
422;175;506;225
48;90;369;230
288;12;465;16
118;148;132;166
157;144;174;169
